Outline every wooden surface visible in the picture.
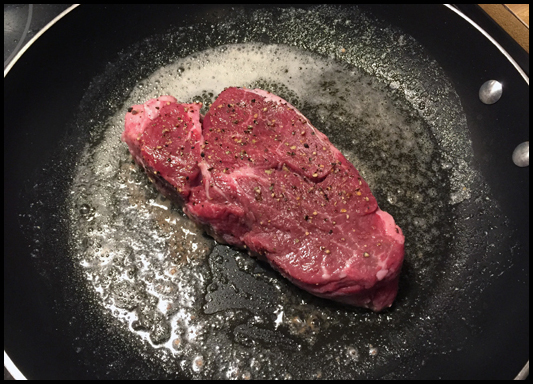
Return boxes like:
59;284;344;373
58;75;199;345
478;4;529;53
505;4;529;26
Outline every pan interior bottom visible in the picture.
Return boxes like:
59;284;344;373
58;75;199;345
58;6;504;379
66;42;468;379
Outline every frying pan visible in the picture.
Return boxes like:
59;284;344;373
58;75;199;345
4;4;529;379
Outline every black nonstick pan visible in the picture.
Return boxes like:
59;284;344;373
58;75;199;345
4;4;529;379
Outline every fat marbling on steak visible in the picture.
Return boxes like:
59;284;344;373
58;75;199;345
122;87;405;311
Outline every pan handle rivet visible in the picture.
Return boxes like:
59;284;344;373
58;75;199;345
479;80;502;104
512;141;529;167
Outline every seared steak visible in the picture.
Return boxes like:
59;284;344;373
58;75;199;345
122;88;404;311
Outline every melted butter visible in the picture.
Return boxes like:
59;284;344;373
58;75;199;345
64;5;491;380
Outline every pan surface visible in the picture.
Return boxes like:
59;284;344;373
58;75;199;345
4;4;528;379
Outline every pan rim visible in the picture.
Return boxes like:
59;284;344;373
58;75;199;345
3;3;79;77
4;351;25;380
3;3;529;380
444;4;528;84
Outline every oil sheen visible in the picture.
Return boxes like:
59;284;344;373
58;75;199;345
63;5;505;380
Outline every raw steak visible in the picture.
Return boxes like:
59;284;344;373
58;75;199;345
122;88;405;311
